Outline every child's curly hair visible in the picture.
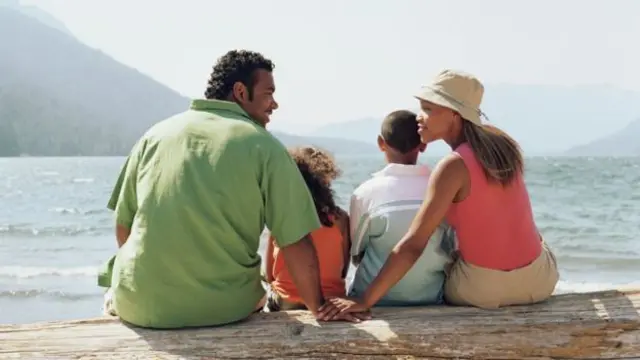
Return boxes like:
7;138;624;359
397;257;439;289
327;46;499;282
288;146;342;227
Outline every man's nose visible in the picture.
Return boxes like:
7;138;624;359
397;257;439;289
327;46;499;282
271;99;279;110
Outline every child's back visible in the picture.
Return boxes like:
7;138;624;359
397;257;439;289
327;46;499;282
348;110;455;306
264;147;349;311
349;165;454;305
269;212;347;309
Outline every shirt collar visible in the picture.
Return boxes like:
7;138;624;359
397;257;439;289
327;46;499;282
190;99;251;119
372;163;431;177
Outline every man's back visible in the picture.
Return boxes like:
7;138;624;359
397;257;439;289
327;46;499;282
348;164;455;306
108;100;319;328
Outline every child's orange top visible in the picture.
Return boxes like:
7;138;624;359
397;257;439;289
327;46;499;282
270;218;347;304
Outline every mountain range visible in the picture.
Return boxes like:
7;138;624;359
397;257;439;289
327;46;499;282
564;118;640;156
304;85;640;156
0;5;375;156
0;3;638;157
0;0;72;35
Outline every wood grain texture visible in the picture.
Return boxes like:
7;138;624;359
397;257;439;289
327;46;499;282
1;289;639;359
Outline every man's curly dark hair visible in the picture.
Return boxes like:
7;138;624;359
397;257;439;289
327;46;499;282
288;147;342;227
204;50;275;100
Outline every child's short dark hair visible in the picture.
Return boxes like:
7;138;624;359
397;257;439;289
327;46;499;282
288;146;341;227
380;110;421;154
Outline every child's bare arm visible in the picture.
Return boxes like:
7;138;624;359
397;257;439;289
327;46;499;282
265;235;276;283
336;207;351;279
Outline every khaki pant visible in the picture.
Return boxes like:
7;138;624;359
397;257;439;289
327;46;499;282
444;243;559;309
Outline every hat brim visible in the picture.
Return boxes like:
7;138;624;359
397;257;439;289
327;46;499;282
414;86;481;124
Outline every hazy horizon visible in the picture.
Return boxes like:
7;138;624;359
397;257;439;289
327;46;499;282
16;0;640;135
2;0;640;157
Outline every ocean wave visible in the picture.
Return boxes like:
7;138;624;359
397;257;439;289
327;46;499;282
554;280;640;294
72;177;94;183
0;264;635;295
48;207;109;215
0;280;634;302
0;224;110;237
50;207;80;214
84;208;108;215
0;266;97;279
554;255;640;269
36;171;60;176
0;289;98;301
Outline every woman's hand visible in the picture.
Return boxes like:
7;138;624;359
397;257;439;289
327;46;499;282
317;297;372;322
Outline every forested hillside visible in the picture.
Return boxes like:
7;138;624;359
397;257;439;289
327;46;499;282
0;5;379;157
0;6;189;156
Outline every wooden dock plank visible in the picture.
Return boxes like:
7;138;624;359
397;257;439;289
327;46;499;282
1;289;639;359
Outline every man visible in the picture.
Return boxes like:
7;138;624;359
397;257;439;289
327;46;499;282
348;110;455;306
106;50;355;328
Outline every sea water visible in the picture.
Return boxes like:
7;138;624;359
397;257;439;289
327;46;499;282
1;155;639;324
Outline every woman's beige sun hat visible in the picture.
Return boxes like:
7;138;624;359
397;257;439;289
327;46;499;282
414;69;485;125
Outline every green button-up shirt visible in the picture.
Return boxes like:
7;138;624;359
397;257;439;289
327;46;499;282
106;99;320;328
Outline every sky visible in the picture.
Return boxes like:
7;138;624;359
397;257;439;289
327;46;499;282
21;0;640;133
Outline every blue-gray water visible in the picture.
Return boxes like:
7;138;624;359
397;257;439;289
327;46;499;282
1;156;639;325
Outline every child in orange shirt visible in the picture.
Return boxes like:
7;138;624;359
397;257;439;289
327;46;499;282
264;146;350;311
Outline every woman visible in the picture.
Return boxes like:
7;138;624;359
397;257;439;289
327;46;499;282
318;69;559;319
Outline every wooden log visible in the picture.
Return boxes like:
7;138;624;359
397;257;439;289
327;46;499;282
1;289;639;359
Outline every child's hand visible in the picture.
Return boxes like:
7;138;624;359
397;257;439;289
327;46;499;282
317;297;372;322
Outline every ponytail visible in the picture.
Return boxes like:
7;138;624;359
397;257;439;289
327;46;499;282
461;120;524;186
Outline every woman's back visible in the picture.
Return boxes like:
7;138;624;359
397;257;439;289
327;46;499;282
446;143;541;271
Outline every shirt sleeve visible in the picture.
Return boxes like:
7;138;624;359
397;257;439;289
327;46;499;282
262;142;321;248
106;139;145;228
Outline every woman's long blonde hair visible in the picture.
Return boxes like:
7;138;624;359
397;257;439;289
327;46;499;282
461;120;524;186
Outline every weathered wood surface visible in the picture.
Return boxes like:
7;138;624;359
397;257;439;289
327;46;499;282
1;289;639;360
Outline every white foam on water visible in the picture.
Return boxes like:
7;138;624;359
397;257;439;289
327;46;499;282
0;266;97;278
37;171;59;176
554;279;640;294
72;177;94;183
50;207;79;214
0;264;637;297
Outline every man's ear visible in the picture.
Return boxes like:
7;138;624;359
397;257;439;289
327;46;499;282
232;82;248;103
418;143;427;153
377;135;385;151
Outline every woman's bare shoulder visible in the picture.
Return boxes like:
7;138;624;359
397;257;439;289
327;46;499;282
432;152;467;179
430;152;469;202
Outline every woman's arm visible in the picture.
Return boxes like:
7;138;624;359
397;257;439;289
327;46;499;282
360;154;468;308
265;235;276;283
